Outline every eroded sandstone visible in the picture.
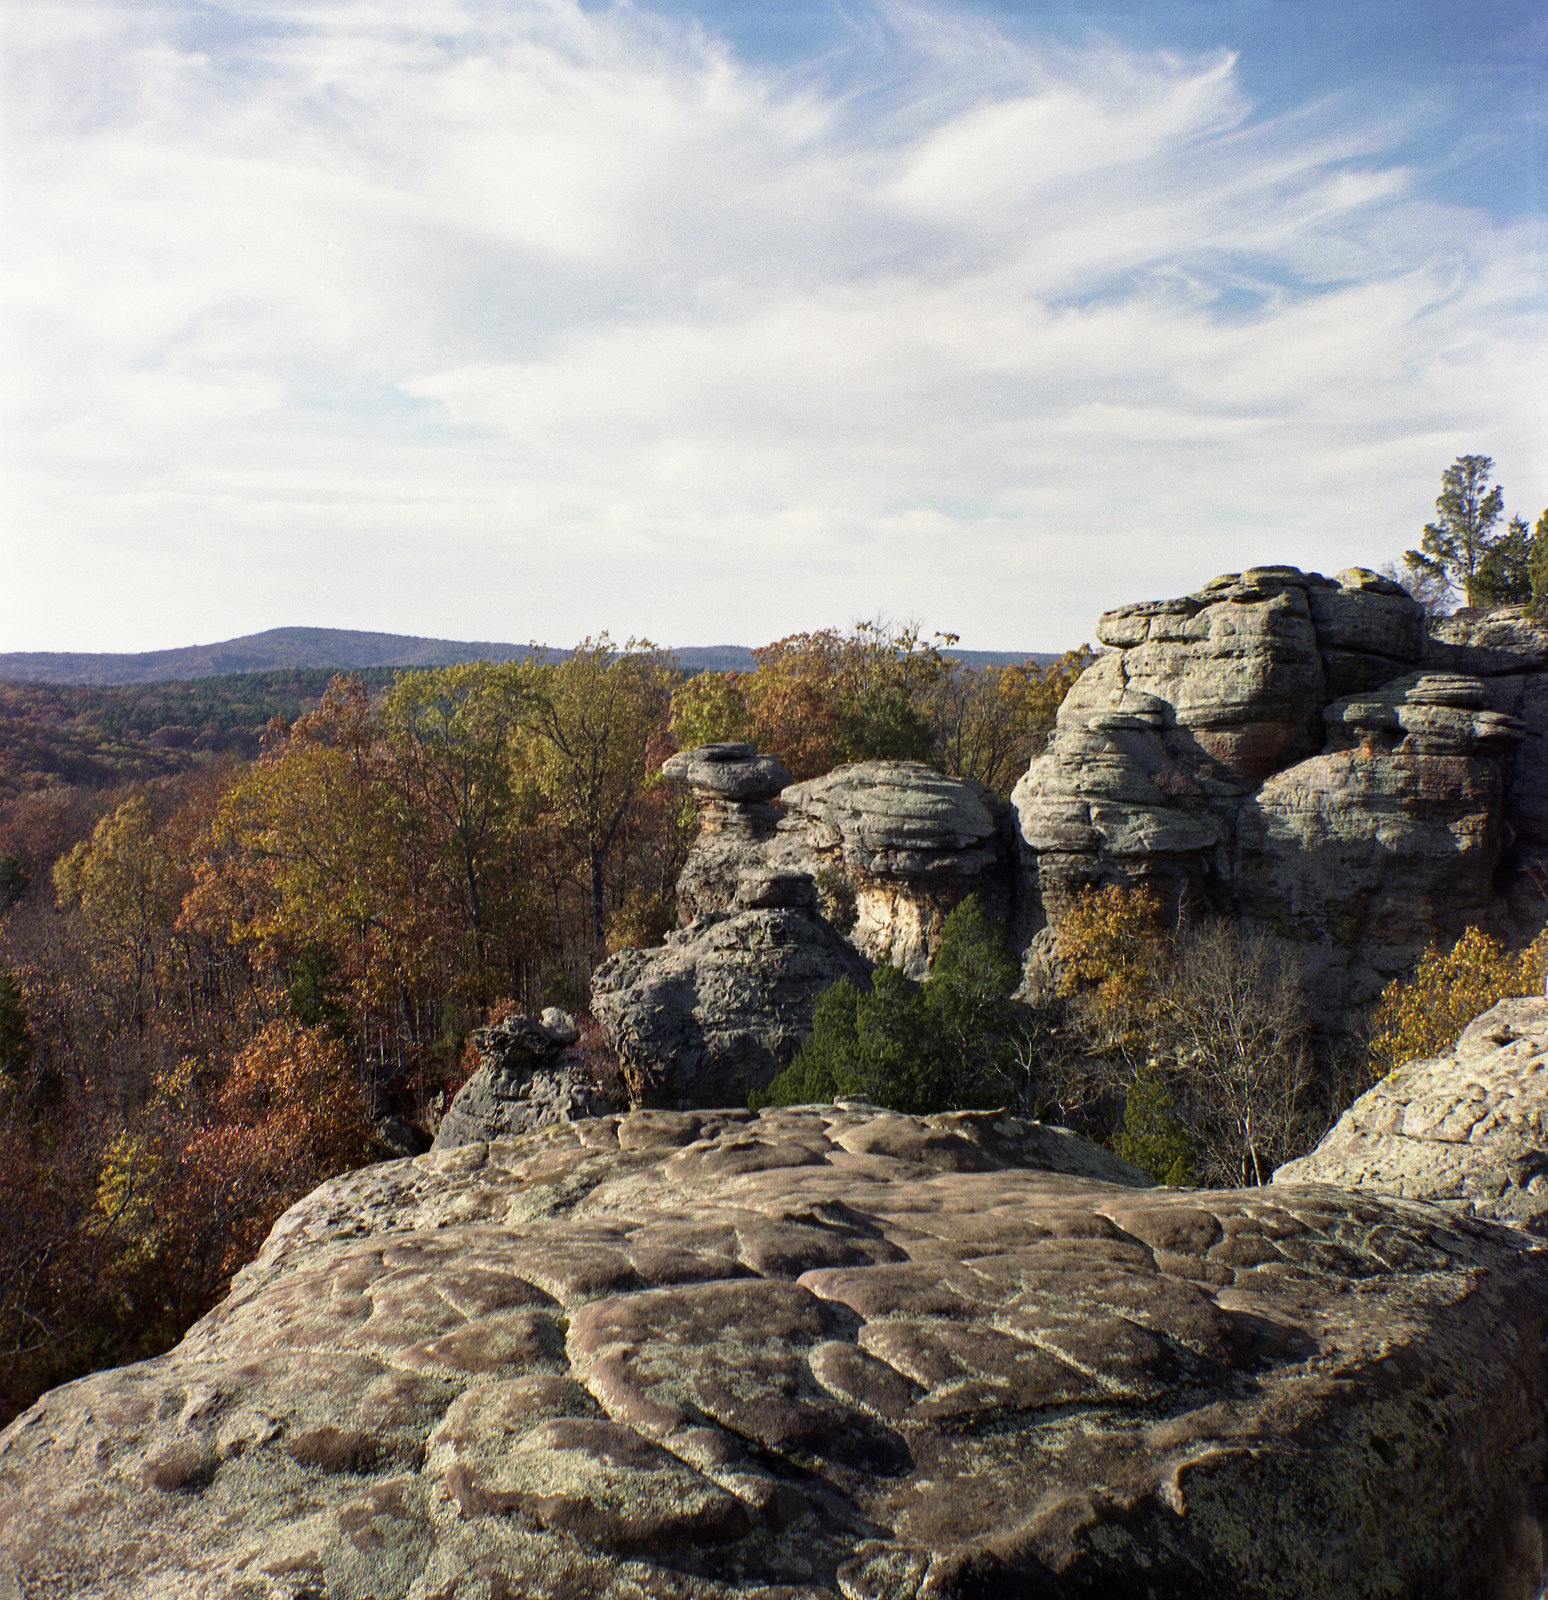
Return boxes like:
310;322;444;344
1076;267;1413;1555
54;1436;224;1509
1014;568;1545;1013
3;1109;1545;1599
1276;995;1548;1231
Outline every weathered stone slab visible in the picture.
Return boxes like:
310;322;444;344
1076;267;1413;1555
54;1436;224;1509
1276;996;1548;1232
4;1109;1546;1600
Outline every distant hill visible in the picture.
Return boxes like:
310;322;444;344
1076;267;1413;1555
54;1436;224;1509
0;628;1062;686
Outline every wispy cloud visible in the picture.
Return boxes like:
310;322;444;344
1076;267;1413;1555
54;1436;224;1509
3;0;1543;650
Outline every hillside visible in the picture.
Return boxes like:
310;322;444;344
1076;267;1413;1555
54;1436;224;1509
0;670;401;797
0;628;1059;686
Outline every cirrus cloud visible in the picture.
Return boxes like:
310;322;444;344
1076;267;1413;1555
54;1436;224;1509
2;0;1543;651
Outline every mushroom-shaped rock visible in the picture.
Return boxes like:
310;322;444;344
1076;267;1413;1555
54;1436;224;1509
663;745;797;924
662;742;792;803
5;1108;1546;1599
1275;996;1548;1232
778;761;1013;977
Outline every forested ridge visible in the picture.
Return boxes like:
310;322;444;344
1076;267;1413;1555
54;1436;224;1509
0;625;1089;1425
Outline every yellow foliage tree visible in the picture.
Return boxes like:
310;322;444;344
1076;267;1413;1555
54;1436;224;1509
52;795;182;1017
669;671;753;752
1051;882;1171;1048
1368;925;1548;1077
185;676;437;1041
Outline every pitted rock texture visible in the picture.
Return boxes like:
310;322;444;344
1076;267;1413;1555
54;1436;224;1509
4;1109;1547;1600
590;910;871;1107
1276;996;1548;1232
1014;567;1542;1013
433;1009;614;1152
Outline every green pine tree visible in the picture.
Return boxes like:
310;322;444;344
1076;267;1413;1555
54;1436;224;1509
755;895;1027;1114
1404;455;1506;608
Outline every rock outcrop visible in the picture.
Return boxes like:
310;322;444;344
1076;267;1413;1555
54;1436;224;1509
663;743;794;926
1014;568;1542;1012
5;1109;1546;1599
778;760;1011;977
591;897;870;1108
665;746;1012;979
595;748;1016;1105
1276;996;1548;1231
433;1009;614;1152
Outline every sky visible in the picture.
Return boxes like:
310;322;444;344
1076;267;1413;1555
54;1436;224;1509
2;0;1544;653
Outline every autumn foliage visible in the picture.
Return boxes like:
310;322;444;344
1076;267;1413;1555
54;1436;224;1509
1367;925;1548;1076
5;621;1087;1425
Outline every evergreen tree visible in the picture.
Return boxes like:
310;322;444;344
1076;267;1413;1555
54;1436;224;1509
1530;510;1548;611
755;895;1026;1114
1473;516;1535;606
1404;454;1505;608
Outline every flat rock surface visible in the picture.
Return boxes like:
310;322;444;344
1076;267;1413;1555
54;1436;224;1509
4;1108;1547;1600
1277;996;1548;1231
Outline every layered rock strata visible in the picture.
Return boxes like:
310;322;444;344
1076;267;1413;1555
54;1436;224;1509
433;1009;614;1152
1276;996;1548;1231
778;760;1011;978
1014;568;1540;1011
1425;607;1548;927
596;749;1015;1105
4;1109;1546;1599
665;746;1012;978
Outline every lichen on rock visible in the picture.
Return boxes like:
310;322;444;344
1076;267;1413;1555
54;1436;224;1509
3;1107;1545;1599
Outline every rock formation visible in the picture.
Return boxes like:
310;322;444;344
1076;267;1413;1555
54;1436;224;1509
595;747;1013;1106
1014;569;1544;1013
1276;995;1548;1232
433;1009;615;1152
590;896;870;1109
662;743;795;926
5;1109;1546;1599
778;760;1011;978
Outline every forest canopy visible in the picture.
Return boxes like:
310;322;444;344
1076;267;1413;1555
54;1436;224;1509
0;621;1088;1426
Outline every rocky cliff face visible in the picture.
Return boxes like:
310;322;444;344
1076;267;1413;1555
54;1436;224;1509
5;1108;1546;1599
1014;569;1546;1013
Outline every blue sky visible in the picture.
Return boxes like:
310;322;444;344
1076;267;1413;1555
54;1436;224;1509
3;0;1544;652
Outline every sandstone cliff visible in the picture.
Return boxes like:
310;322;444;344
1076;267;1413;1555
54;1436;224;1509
1014;570;1548;1013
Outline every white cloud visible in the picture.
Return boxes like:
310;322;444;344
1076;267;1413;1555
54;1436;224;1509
1;0;1544;652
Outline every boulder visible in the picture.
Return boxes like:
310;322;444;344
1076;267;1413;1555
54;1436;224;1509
590;908;871;1108
1276;996;1548;1232
433;1009;614;1151
5;1109;1546;1599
